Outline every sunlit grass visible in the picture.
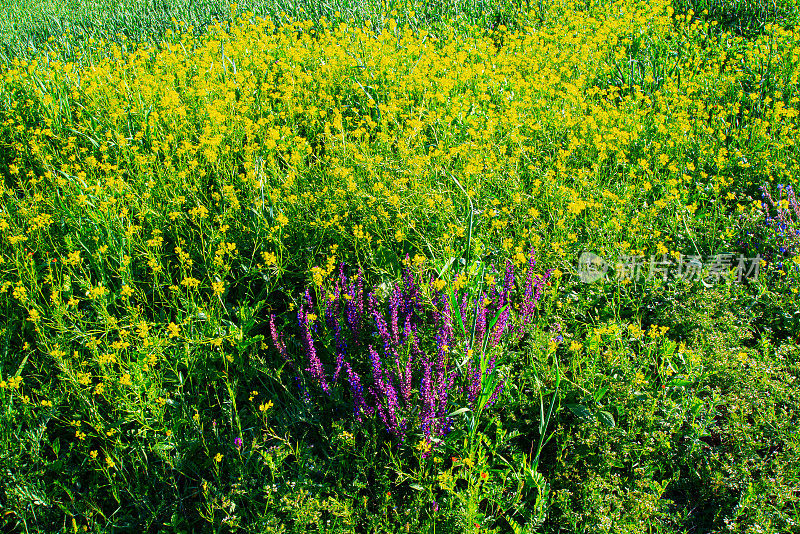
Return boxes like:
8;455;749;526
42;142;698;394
1;0;799;532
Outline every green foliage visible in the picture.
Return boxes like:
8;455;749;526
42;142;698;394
1;0;800;531
674;0;800;37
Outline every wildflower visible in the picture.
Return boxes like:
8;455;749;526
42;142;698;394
26;309;40;323
211;280;225;295
181;276;200;289
299;300;329;394
167;322;181;338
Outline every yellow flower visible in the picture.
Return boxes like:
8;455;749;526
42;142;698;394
181;277;200;289
416;440;432;454
214;452;223;463
26;309;40;323
167;322;181;338
66;250;81;266
86;284;107;300
310;266;325;286
90;450;98;459
212;280;225;295
136;321;150;338
262;251;277;265
453;273;467;291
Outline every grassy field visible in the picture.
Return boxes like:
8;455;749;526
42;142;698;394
1;0;800;532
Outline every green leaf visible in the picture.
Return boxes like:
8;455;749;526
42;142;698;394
669;378;694;388
436;256;457;279
449;286;466;336
448;407;472;417
15;353;29;378
598;410;616;428
486;304;509;334
565;403;593;420
237;334;263;352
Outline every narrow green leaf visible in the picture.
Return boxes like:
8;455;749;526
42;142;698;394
449;286;466;336
487;304;508;334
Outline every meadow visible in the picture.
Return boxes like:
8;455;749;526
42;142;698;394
1;0;800;532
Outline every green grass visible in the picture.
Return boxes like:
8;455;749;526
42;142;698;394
1;0;799;532
0;0;538;61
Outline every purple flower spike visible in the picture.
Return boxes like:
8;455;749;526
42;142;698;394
389;284;402;347
485;380;505;409
371;292;398;361
475;291;487;349
345;362;370;421
269;314;292;367
299;302;329;395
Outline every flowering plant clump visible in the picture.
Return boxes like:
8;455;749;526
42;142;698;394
738;184;800;272
270;251;551;452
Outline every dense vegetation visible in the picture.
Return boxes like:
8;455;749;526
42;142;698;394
1;0;799;532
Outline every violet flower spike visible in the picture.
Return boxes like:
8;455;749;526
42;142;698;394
299;302;329;395
371;293;398;361
389;284;401;347
344;362;371;421
269;314;291;366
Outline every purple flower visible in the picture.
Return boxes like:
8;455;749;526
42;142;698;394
475;291;487;349
371;293;398;361
369;345;401;438
389;284;401;347
234;437;243;449
344;362;371;421
299;302;329;395
466;356;481;408
344;270;365;347
485;379;504;409
269;314;292;367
